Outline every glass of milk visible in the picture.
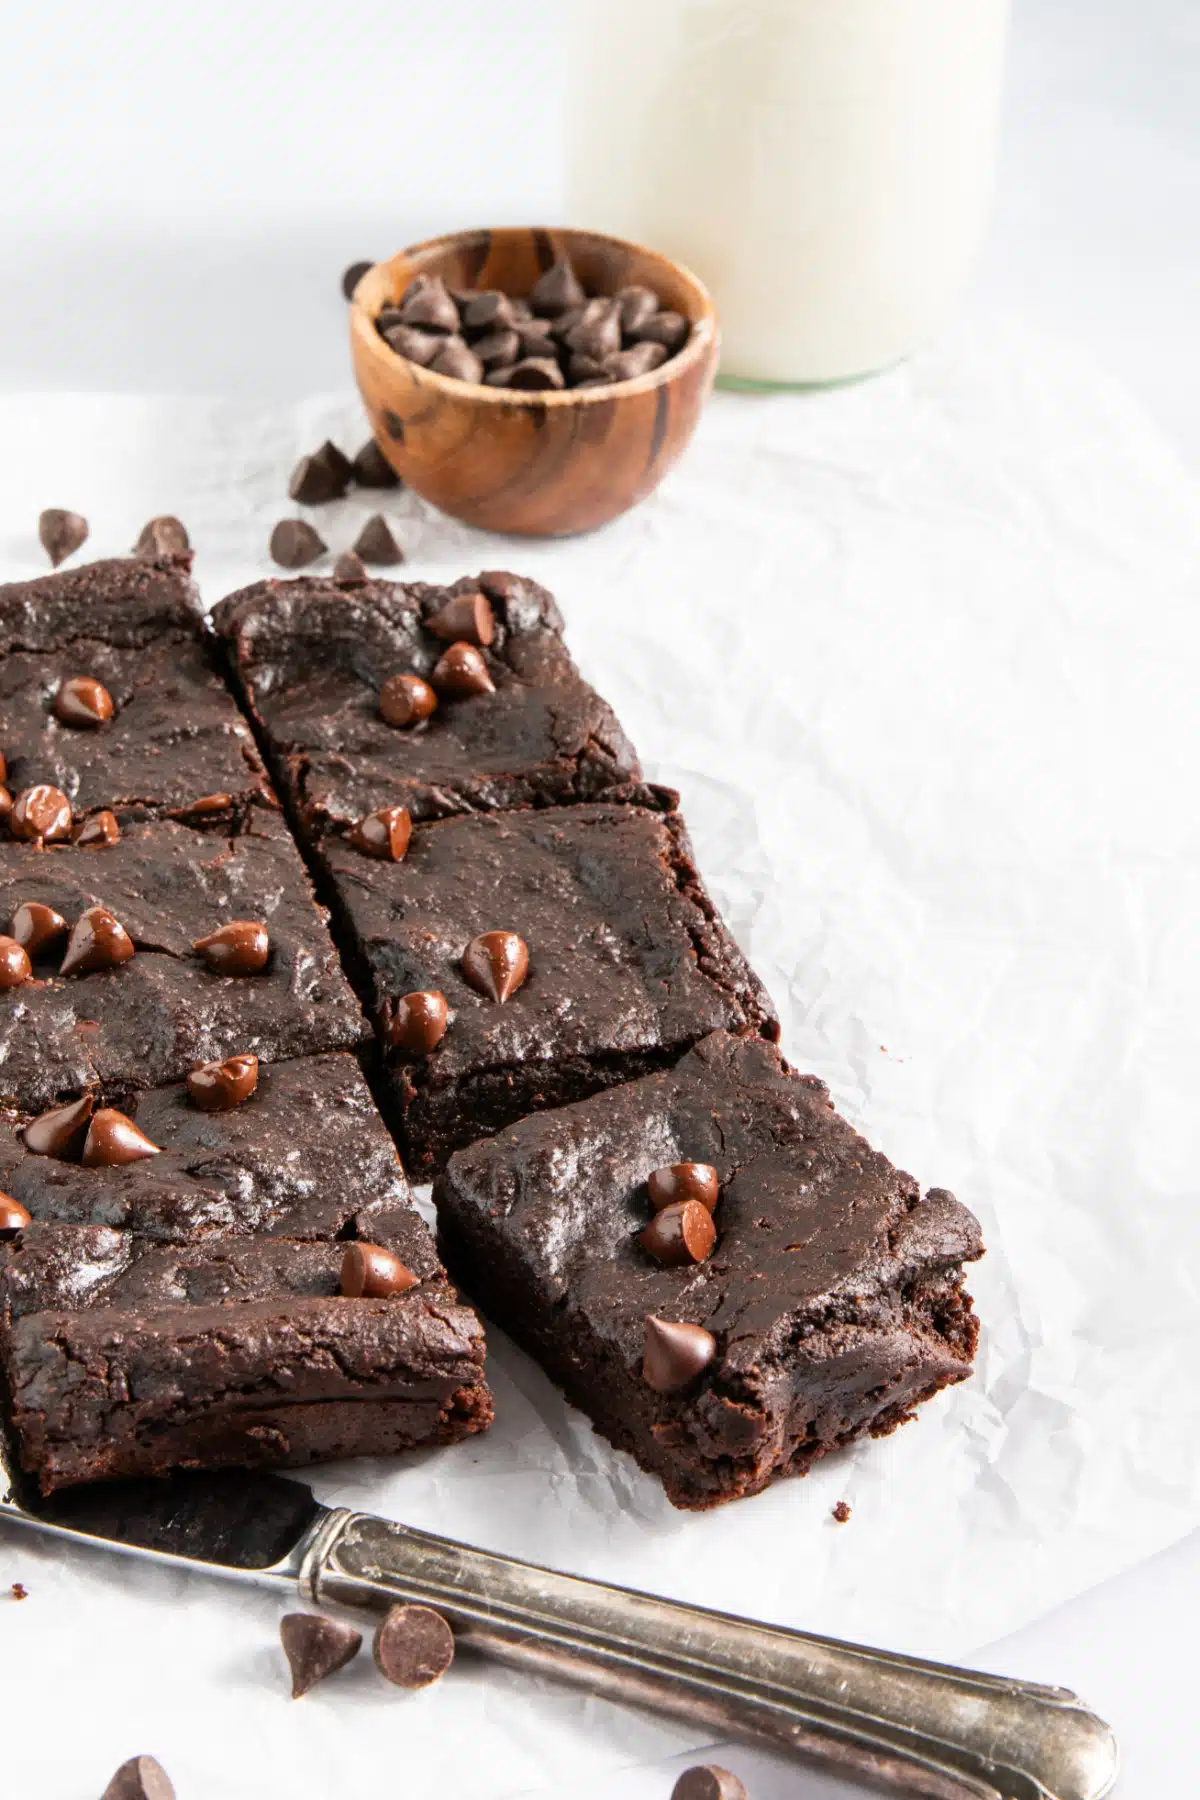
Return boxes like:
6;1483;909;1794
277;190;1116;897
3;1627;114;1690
567;0;1010;388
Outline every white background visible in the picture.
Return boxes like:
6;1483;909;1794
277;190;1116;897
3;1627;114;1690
0;4;1197;1797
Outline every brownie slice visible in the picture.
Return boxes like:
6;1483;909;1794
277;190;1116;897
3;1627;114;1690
0;811;366;1111
211;569;647;827
1;1218;492;1492
320;803;777;1173
0;557;269;819
435;1031;983;1510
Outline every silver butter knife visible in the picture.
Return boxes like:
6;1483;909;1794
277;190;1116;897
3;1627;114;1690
1;1438;1116;1800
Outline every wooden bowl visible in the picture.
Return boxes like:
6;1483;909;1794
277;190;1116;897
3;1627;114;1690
349;226;719;537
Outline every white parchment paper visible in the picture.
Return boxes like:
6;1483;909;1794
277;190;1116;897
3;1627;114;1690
1;318;1198;1800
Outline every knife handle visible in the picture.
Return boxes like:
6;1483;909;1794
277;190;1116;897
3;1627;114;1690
304;1510;1116;1800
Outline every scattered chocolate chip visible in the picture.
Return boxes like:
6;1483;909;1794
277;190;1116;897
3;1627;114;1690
381;322;444;366
333;549;369;587
82;1108;162;1168
425;590;495;647
280;1612;363;1698
0;784;10;827
606;342;670;382
647;1163;720;1214
642;1316;717;1392
506;358;565;391
60;905;136;976
100;1755;176;1800
340;1242;418;1299
22;1094;95;1159
187;1052;260;1112
472;328;521;370
639;1200;716;1267
54;675;115;729
193;919;270;976
9;1581;27;1599
387;990;449;1057
10;901;68;958
318;440;354;488
351;439;400;488
462;290;519;332
288;454;339;505
379;671;437;728
353;514;403;566
396;275;460;334
10;784;72;844
74;809;121;848
0;936;32;991
38;508;88;568
832;1501;852;1524
429;339;485;384
270;518;327;569
0;1192;31;1233
373;1603;455;1689
134;515;190;558
185;792;234;817
530;259;586;317
616;285;660;334
461;930;529;1004
671;1767;748;1800
633;309;689;352
348;804;412;862
431;641;495;699
342;259;373;300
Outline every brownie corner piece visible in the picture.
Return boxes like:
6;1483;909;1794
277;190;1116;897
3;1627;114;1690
433;1030;982;1510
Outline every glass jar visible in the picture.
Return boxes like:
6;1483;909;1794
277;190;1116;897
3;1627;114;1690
567;0;1010;388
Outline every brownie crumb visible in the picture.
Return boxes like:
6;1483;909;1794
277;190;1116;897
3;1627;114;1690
832;1500;852;1524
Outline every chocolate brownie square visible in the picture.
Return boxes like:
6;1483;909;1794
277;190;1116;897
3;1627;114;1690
211;569;647;828
0;811;367;1111
435;1031;982;1510
319;803;777;1173
0;557;269;820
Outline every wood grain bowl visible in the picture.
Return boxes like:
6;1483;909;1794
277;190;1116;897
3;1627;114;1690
349;226;719;537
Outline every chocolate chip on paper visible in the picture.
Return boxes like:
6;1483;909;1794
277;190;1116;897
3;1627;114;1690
341;259;373;300
101;1755;176;1800
353;514;403;566
269;518;327;569
351;438;400;488
280;1611;363;1697
38;507;88;568
671;1767;749;1800
373;1602;455;1689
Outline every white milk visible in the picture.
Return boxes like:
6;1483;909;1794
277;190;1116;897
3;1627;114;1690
567;0;1010;386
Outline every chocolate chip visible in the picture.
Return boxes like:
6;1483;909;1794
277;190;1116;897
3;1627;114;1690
280;1612;363;1698
397;275;460;334
429;339;485;384
60;905;135;976
606;342;670;382
10;901;68;958
516;322;558;359
54;675;114;729
568;354;608;385
616;285;660;334
100;1755;176;1800
22;1094;95;1159
0;1193;32;1234
461;290;520;333
647;1163;719;1213
0;753;6;783
288;454;339;505
340;1242;418;1299
353;514;403;566
548;304;588;343
387;989;449;1056
348;804;412;862
0;786;11;828
10;784;72;844
187;1052;259;1112
461;930;528;1003
316;440;355;490
632;310;689;352
565;303;622;362
530;259;585;317
832;1501;852;1523
642;1316;717;1392
74;809;121;848
376;306;406;332
351;439;400;488
38;508;88;567
379;671;437;728
333;550;369;587
185;792;234;817
574;375;614;390
472;328;521;370
82;1107;162;1167
638;1200;716;1267
425;590;495;647
484;368;515;388
193;919;270;976
381;322;444;366
342;260;373;300
372;1603;455;1689
134;515;190;558
432;641;496;698
506;358;565;391
671;1767;748;1800
270;519;327;569
0;936;31;991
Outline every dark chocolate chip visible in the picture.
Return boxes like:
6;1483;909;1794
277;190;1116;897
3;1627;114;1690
476;570;523;602
351;439;400;488
288;454;339;505
647;1163;719;1213
54;675;114;729
316;440;355;489
0;936;31;991
638;1200;716;1267
372;1603;455;1689
0;1193;32;1234
387;990;449;1056
101;1755;176;1800
516;322;558;358
397;275;460;334
10;784;72;844
529;259;585;317
671;1767;749;1800
187;1052;259;1112
632;309;689;352
548;304;588;344
342;260;373;300
82;1108;162;1167
565;303;622;362
568;353;608;385
642;1316;717;1392
0;752;6;783
22;1094;95;1159
616;285;660;334
74;809;122;848
606;342;670;382
431;641;496;698
425;590;495;646
186;792;234;817
429;339;485;384
573;375;613;389
472;328;521;370
484;368;515;388
193;919;270;976
134;515;190;558
10;901;68;958
340;1242;418;1299
38;508;88;568
461;930;528;1003
280;1612;363;1698
381;322;444;366
832;1501;852;1523
333;549;369;587
506;358;565;391
461;290;520;333
379;671;437;728
0;786;9;829
270;519;327;569
60;905;135;976
353;514;403;566
348;804;412;862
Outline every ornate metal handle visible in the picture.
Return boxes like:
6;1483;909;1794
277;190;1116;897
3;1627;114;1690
305;1511;1117;1800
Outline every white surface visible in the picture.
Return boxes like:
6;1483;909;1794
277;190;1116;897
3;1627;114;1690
0;3;1197;1796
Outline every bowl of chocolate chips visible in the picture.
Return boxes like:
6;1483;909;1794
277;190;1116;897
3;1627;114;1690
348;226;718;536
